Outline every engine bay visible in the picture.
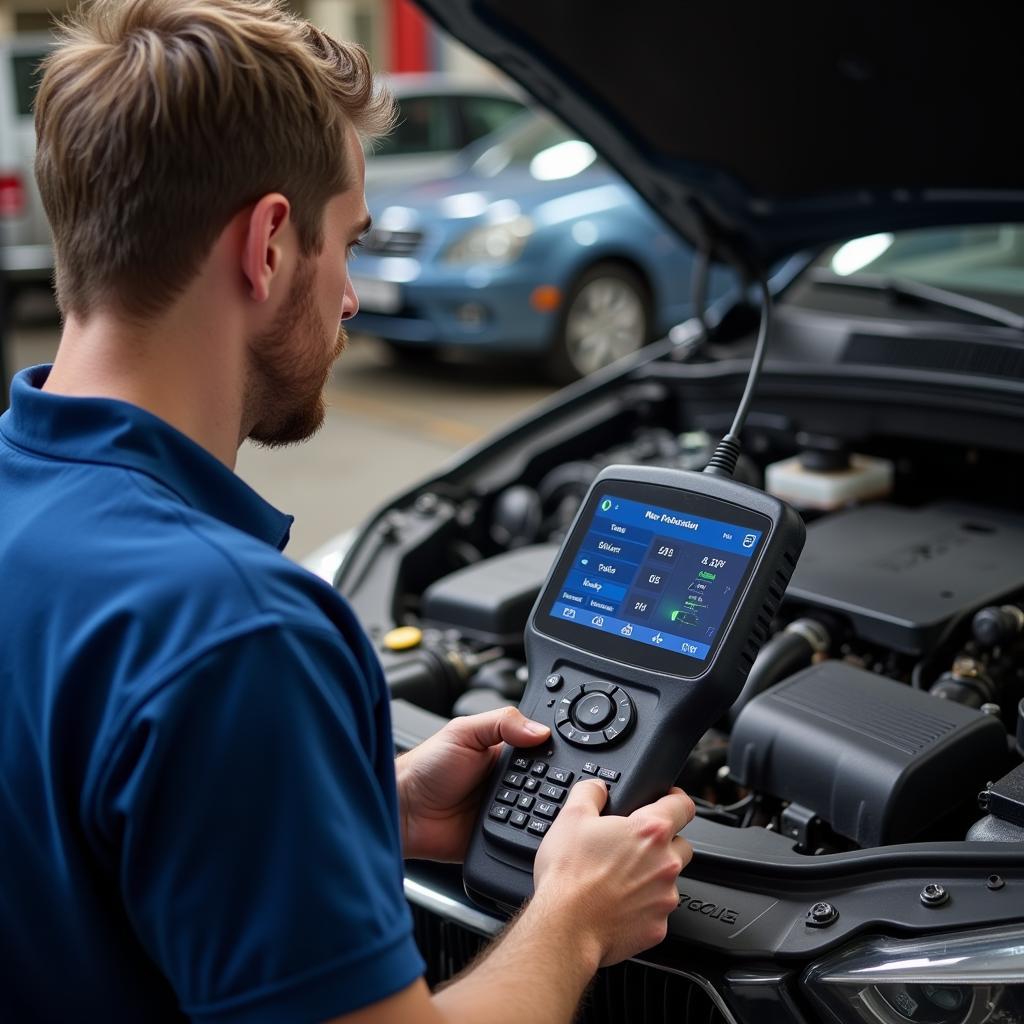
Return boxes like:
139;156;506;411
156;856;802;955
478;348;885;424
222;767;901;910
338;312;1024;865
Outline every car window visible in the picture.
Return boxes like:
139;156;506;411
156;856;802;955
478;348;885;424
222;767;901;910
457;95;524;146
12;52;47;118
822;224;1024;301
371;95;456;157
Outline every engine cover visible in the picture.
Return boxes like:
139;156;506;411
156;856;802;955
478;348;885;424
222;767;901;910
728;661;1006;847
785;502;1024;654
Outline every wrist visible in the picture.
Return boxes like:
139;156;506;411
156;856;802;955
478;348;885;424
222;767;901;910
394;753;415;858
525;882;604;977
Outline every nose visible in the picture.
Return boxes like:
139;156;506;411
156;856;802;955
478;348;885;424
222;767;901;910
341;275;359;321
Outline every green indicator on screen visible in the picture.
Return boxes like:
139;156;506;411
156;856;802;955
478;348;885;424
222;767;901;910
600;499;612;511
698;571;716;581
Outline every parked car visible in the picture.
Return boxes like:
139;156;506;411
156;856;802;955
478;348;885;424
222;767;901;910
0;35;53;291
327;3;1024;1023
352;110;732;382
366;72;526;189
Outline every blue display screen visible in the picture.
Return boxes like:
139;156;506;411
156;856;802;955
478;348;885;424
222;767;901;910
548;493;764;662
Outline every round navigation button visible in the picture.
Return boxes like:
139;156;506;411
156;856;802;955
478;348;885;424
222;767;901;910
573;692;614;730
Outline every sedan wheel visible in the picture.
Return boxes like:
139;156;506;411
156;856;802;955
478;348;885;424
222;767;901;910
548;264;651;383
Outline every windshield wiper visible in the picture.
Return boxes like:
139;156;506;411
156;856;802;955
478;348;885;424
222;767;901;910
807;267;1024;332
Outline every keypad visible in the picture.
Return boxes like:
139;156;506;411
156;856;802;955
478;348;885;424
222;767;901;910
491;754;620;843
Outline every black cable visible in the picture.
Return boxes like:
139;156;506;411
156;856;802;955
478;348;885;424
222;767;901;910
704;278;773;478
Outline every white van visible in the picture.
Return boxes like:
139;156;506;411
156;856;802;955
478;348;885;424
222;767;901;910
0;35;54;290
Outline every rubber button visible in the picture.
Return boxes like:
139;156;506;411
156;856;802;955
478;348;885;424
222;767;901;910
545;673;563;691
382;626;423;651
573;692;615;729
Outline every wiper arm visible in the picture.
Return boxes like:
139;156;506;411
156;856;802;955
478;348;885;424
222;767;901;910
807;267;1024;332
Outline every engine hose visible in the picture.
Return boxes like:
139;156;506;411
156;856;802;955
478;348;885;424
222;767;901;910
727;618;830;727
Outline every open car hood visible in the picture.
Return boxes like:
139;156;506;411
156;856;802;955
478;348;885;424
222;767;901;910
414;0;1024;273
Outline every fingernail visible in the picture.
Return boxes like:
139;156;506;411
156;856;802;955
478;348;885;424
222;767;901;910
525;720;549;735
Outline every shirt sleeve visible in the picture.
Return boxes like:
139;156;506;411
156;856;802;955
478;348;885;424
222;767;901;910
88;621;425;1024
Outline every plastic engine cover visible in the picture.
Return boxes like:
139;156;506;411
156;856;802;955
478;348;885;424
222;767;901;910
728;661;1006;847
420;544;557;644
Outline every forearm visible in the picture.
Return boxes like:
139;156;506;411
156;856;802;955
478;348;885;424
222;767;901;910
431;888;601;1024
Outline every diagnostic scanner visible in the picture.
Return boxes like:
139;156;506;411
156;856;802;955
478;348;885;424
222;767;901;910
463;464;805;909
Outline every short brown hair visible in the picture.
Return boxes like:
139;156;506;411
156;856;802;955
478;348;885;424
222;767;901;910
35;0;394;320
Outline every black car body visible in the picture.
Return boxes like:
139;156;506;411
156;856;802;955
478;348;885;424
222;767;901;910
335;4;1024;1022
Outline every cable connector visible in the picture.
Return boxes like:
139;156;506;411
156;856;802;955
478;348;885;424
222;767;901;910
703;434;741;477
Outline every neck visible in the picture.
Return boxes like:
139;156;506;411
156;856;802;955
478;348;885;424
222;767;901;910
44;294;248;470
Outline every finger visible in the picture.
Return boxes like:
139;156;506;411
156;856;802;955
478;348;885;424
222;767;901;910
631;788;696;835
563;777;608;816
671;835;693;871
446;706;549;752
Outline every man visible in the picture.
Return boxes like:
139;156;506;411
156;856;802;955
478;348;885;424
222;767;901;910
0;2;695;1021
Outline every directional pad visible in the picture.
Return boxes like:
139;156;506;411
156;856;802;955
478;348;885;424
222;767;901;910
554;682;635;747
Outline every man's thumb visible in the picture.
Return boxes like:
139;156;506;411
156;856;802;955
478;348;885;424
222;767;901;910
564;777;608;815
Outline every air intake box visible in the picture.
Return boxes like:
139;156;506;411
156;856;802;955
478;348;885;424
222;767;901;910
728;661;1006;847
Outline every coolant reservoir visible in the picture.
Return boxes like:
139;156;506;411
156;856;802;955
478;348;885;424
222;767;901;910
765;449;893;511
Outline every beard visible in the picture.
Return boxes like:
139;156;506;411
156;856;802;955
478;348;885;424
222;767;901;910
245;259;347;448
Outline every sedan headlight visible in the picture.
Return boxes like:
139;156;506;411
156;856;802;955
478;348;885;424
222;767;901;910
804;925;1024;1023
443;216;534;265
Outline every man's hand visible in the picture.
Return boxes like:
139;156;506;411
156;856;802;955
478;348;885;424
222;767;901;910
396;707;550;862
533;779;695;967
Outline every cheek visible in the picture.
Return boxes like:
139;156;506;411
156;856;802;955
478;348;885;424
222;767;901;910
314;266;348;331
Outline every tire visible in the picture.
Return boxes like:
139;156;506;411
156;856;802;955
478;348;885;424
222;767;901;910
544;262;652;384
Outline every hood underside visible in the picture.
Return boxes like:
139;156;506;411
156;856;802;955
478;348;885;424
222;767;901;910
414;0;1024;272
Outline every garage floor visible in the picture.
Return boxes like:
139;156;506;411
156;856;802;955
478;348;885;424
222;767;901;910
4;318;555;562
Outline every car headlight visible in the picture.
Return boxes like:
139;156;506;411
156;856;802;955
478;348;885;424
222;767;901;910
443;216;534;265
803;925;1024;1023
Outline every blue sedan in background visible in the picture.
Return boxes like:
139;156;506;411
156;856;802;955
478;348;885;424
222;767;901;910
351;112;732;382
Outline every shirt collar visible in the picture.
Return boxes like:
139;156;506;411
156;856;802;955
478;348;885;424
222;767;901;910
1;365;293;551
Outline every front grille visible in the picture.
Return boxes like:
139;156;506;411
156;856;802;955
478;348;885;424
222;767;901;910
362;227;423;256
410;902;729;1024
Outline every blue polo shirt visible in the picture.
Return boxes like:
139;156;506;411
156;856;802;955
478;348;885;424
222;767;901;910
0;366;424;1022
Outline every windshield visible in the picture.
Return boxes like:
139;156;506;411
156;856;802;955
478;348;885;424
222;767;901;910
468;112;603;181
820;224;1024;304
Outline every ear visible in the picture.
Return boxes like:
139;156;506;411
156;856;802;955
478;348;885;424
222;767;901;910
240;193;293;304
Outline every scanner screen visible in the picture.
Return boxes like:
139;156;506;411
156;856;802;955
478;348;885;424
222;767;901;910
547;492;764;663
